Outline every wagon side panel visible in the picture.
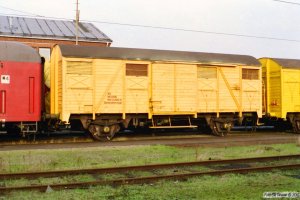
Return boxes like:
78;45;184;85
125;62;149;114
218;66;240;113
241;66;262;118
197;66;240;114
50;46;63;117
197;66;218;113
93;59;124;114
175;64;197;113
151;64;175;113
281;69;300;118
61;58;94;121
151;63;197;115
266;59;282;118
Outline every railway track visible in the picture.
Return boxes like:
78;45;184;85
1;154;300;193
0;133;298;151
0;128;282;146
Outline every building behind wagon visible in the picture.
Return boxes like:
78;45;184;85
0;15;112;59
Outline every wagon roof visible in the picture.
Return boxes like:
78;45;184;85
58;45;260;66
270;58;300;68
0;41;41;62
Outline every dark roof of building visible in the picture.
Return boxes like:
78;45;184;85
270;58;300;68
58;45;260;66
0;15;112;43
0;41;41;62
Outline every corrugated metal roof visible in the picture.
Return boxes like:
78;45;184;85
270;58;300;68
0;41;41;62
58;45;261;66
0;15;112;43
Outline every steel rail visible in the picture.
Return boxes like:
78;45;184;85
0;133;297;147
1;154;300;180
1;163;300;193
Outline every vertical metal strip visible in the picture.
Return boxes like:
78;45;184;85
148;63;153;119
280;67;284;118
266;59;270;114
92;61;96;120
173;64;177;112
0;90;2;114
122;62;126;120
29;77;35;113
239;67;243;118
0;90;6;114
216;68;220;118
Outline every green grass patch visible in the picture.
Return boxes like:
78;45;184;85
3;170;300;200
0;143;299;173
0;143;299;199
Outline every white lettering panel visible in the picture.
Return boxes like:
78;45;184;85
1;75;10;84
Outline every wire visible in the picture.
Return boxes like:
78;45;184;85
87;19;300;43
0;6;300;43
272;0;300;5
0;5;44;17
0;13;31;17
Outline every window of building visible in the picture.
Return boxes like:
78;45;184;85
126;64;148;76
242;69;259;80
197;66;217;79
38;48;51;60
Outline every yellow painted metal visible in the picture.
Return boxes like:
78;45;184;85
50;46;61;116
151;63;197;115
63;58;93;121
93;62;122;114
260;58;300;119
173;64;177;112
148;63;153;119
218;67;242;117
125;61;149;114
92;61;96;120
260;58;282;118
122;62;126;120
151;111;197;115
282;69;300;114
197;65;261;117
239;67;243;117
216;67;220;118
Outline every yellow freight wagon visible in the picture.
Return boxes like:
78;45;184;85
260;58;300;132
50;45;261;141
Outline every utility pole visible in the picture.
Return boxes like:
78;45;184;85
75;0;79;45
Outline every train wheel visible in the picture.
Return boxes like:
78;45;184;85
88;124;120;141
209;119;231;136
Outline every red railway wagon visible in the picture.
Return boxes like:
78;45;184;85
0;41;42;134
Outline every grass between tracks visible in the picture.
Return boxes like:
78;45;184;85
0;143;300;199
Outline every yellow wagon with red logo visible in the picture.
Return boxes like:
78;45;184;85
50;45;262;141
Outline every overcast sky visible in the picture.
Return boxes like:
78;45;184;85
0;0;300;58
